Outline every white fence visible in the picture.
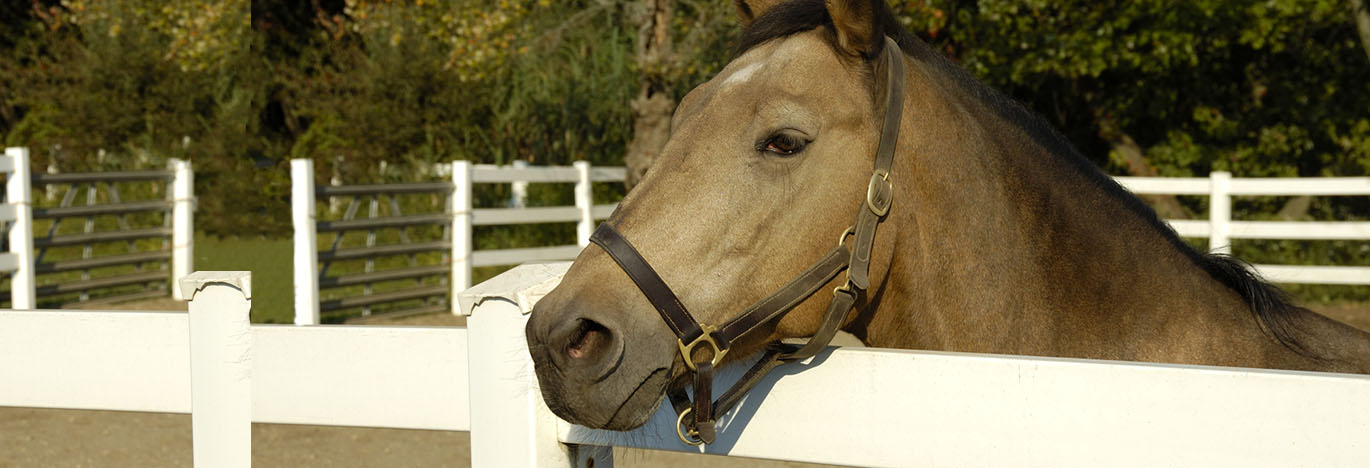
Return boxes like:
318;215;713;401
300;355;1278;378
4;265;1368;467
453;160;623;285
291;159;622;324
1;147;196;307
2;147;36;308
290;166;1366;324
1116;172;1370;285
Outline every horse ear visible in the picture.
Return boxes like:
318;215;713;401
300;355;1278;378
825;0;885;58
735;0;785;26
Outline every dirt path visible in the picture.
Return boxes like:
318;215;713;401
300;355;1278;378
0;406;834;468
0;408;469;468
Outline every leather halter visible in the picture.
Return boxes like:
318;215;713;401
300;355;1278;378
589;37;905;446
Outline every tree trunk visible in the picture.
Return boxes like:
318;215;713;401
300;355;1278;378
1107;132;1191;220
1354;0;1370;63
1277;195;1314;220
623;0;675;191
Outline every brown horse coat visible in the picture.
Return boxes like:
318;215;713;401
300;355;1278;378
525;0;1370;431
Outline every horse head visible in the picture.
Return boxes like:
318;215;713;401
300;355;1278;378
525;0;907;432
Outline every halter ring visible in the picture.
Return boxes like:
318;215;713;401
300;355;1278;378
837;224;855;246
675;408;706;446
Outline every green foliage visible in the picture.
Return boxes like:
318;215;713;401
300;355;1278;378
1;0;1366;302
908;0;1369;179
903;0;1369;302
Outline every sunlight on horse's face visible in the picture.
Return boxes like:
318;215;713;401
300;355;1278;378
525;30;881;430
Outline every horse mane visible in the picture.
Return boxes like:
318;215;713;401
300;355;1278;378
733;0;1312;354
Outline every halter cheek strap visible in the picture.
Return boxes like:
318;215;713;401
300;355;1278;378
587;37;905;446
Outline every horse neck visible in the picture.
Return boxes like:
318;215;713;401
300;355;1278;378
863;54;1264;362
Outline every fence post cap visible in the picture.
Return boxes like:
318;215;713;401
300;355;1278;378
180;271;252;301
457;262;570;316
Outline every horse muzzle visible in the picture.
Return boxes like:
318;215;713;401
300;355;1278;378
525;276;678;430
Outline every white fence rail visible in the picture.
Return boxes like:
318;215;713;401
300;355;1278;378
1116;172;1370;285
4;265;1368;467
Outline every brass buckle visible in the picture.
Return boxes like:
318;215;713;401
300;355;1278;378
866;170;892;216
678;325;728;372
675;408;706;446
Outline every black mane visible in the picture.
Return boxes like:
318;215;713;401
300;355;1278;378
732;0;1310;354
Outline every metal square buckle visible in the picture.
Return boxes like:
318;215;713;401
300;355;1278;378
678;325;728;372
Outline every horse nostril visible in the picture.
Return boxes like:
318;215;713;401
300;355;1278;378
566;318;612;363
546;316;624;381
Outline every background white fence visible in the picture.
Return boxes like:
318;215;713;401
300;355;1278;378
2;147;36;308
452;160;623;285
3;265;1368;467
1116;172;1370;285
291;165;1366;326
1;147;195;307
291;159;623;324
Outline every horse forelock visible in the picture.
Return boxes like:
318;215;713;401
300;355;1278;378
734;0;831;58
734;0;912;113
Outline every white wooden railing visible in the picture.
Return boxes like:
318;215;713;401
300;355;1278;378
4;266;1368;467
1116;172;1370;285
0;147;196;306
1;271;469;468
291;160;623;323
452;160;624;289
1;147;36;308
292;164;1367;325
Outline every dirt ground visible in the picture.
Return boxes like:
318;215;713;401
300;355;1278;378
3;299;1365;467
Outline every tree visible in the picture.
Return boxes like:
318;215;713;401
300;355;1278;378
908;0;1370;190
623;0;675;190
1355;0;1370;63
901;0;1369;300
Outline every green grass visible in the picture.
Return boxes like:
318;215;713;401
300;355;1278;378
195;234;294;324
194;233;461;324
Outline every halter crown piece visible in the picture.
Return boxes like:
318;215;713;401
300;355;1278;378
589;37;906;446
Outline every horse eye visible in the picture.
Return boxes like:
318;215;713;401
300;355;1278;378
759;133;808;156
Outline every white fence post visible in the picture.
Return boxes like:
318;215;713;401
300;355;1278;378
461;263;596;468
5;147;35;309
44;162;57;202
291;159;320;325
574;161;593;247
169;158;195;300
451;160;473;299
1209;171;1232;255
329;155;343;215
181;271;253;468
511;159;529;208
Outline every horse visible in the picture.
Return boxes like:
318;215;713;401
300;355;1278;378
524;0;1370;441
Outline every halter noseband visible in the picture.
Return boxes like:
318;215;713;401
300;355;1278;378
588;37;906;446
